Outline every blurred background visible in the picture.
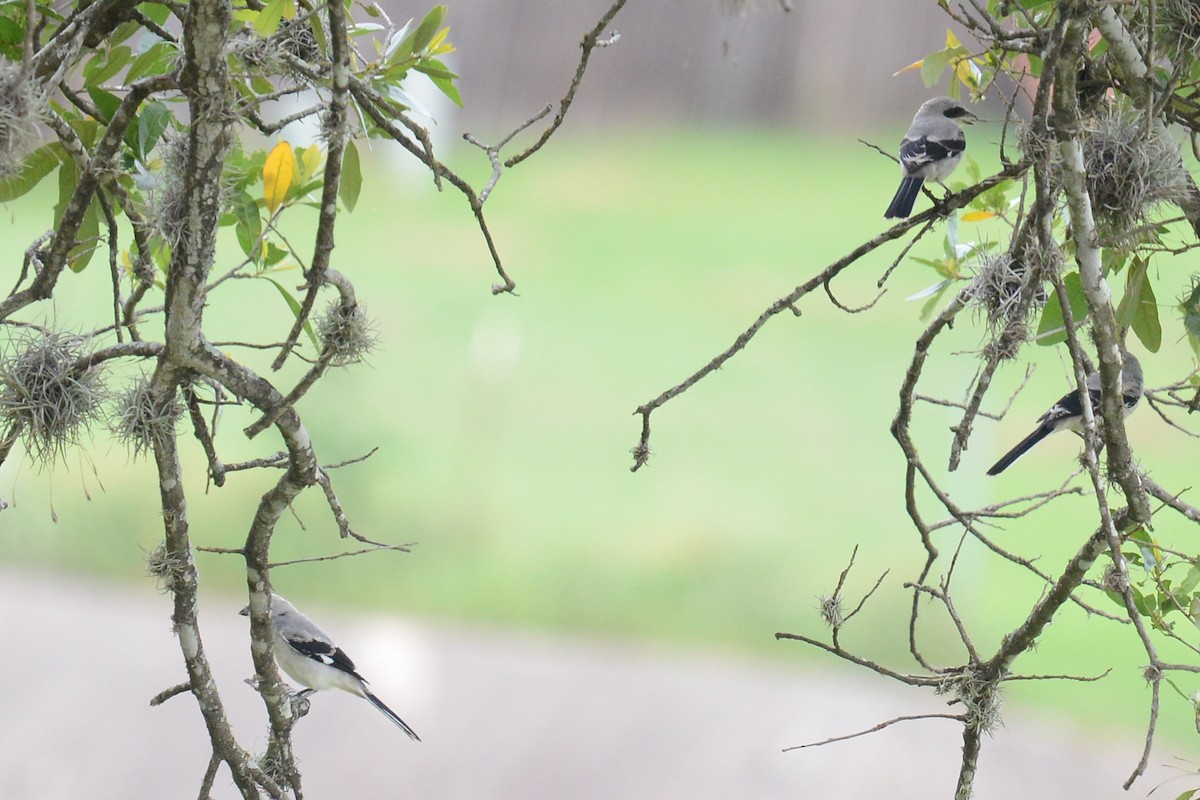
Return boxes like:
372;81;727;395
3;1;1200;797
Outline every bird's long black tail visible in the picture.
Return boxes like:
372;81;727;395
364;689;421;741
987;425;1052;476
884;177;924;219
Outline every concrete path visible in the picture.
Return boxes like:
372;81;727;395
0;568;1174;799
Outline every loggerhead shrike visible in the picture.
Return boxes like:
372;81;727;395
987;351;1143;476
884;96;977;219
240;593;420;740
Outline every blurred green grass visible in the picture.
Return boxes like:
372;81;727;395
3;126;1200;746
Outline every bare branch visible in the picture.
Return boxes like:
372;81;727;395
630;165;1023;471
783;713;964;752
1006;669;1112;682
774;631;940;688
150;681;192;706
269;543;413;568
504;0;631;167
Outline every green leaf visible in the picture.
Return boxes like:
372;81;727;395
0;142;68;202
1115;257;1143;328
262;241;289;267
68;199;101;273
86;86;122;123
297;143;323;183
134;101;172;160
411;5;447;54
1130;264;1162;353
125;41;177;83
1179;277;1200;348
1103;588;1126;610
62;113;101;150
249;74;275;96
138;2;172;26
0;16;24;60
1179;565;1200;596
83;45;131;85
264;277;319;350
1101;248;1129;276
309;13;328;54
414;57;458;81
231;191;262;260
383;18;415;63
1130;585;1153;616
339;140;362;212
55;159;101;274
430;72;463;107
920;49;952;88
54;156;77;228
150;237;171;277
417;57;462;107
109;20;141;47
1036;271;1088;345
253;0;295;37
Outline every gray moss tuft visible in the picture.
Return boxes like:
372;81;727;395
0;62;47;180
0;329;104;466
968;242;1059;360
108;373;183;459
316;302;378;366
1027;106;1189;243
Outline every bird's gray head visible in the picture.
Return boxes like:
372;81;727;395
238;593;296;619
1120;349;1144;387
915;96;977;123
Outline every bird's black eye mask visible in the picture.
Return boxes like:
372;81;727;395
945;107;976;120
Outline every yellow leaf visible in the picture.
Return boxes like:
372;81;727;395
300;143;322;183
954;56;983;90
961;210;996;222
945;29;962;49
428;27;449;51
893;59;923;77
263;141;295;215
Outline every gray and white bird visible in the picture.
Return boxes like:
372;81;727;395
987;352;1144;476
884;96;977;219
240;593;420;740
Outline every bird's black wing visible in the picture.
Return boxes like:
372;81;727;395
1038;386;1100;430
286;635;360;676
899;135;967;174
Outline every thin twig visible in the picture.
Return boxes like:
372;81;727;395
504;0;629;167
775;631;940;687
1005;668;1112;682
269;543;413;568
783;713;964;752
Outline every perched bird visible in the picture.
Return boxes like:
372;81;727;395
987;352;1144;476
240;594;420;740
884;97;977;219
